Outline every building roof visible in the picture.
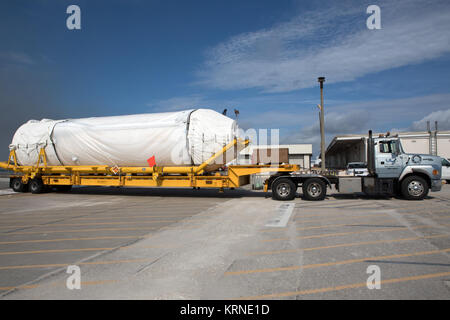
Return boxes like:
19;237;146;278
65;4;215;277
329;130;450;139
325;137;365;156
325;130;450;155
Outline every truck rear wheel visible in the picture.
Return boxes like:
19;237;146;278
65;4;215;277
302;178;327;201
272;178;297;201
11;178;27;193
29;179;45;194
401;176;429;200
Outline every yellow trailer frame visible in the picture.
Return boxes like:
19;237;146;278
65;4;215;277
0;139;299;192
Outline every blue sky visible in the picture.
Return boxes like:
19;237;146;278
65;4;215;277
1;0;450;158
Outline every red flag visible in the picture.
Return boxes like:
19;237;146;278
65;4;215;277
147;155;156;167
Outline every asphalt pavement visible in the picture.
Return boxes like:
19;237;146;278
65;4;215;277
0;180;449;299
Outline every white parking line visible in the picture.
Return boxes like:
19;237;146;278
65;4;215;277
0;189;16;196
265;203;295;227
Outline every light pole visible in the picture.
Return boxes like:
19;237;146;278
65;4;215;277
318;77;326;171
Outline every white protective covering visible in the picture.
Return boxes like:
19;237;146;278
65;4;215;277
10;109;237;168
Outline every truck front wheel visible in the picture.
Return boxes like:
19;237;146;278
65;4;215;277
302;178;327;201
401;176;429;200
272;178;297;201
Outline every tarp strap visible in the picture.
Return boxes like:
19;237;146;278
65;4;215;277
186;109;197;165
49;120;67;166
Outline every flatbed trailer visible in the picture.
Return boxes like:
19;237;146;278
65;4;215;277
0;138;299;195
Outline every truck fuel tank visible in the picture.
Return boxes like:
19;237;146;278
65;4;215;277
338;177;362;193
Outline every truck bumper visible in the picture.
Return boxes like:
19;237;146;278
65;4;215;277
431;179;442;192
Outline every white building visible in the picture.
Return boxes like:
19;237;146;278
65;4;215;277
238;144;313;169
325;130;450;169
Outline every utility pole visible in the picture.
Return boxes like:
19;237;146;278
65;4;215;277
318;77;326;171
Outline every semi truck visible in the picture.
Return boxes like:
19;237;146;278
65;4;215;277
267;131;442;201
0;130;442;201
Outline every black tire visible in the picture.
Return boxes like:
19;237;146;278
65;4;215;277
11;178;27;193
302;178;327;201
272;178;297;201
401;176;429;200
29;179;45;194
54;185;72;192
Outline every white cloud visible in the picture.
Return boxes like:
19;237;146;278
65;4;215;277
198;0;450;92
147;95;208;111
240;93;450;134
282;93;450;155
283;110;370;154
0;52;34;65
410;109;450;131
329;93;450;128
238;110;311;130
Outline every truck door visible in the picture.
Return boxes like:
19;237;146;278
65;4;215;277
375;140;406;178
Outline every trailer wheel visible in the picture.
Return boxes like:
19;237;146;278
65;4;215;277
272;178;297;201
29;179;45;194
302;178;327;201
11;178;27;193
401;176;429;200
